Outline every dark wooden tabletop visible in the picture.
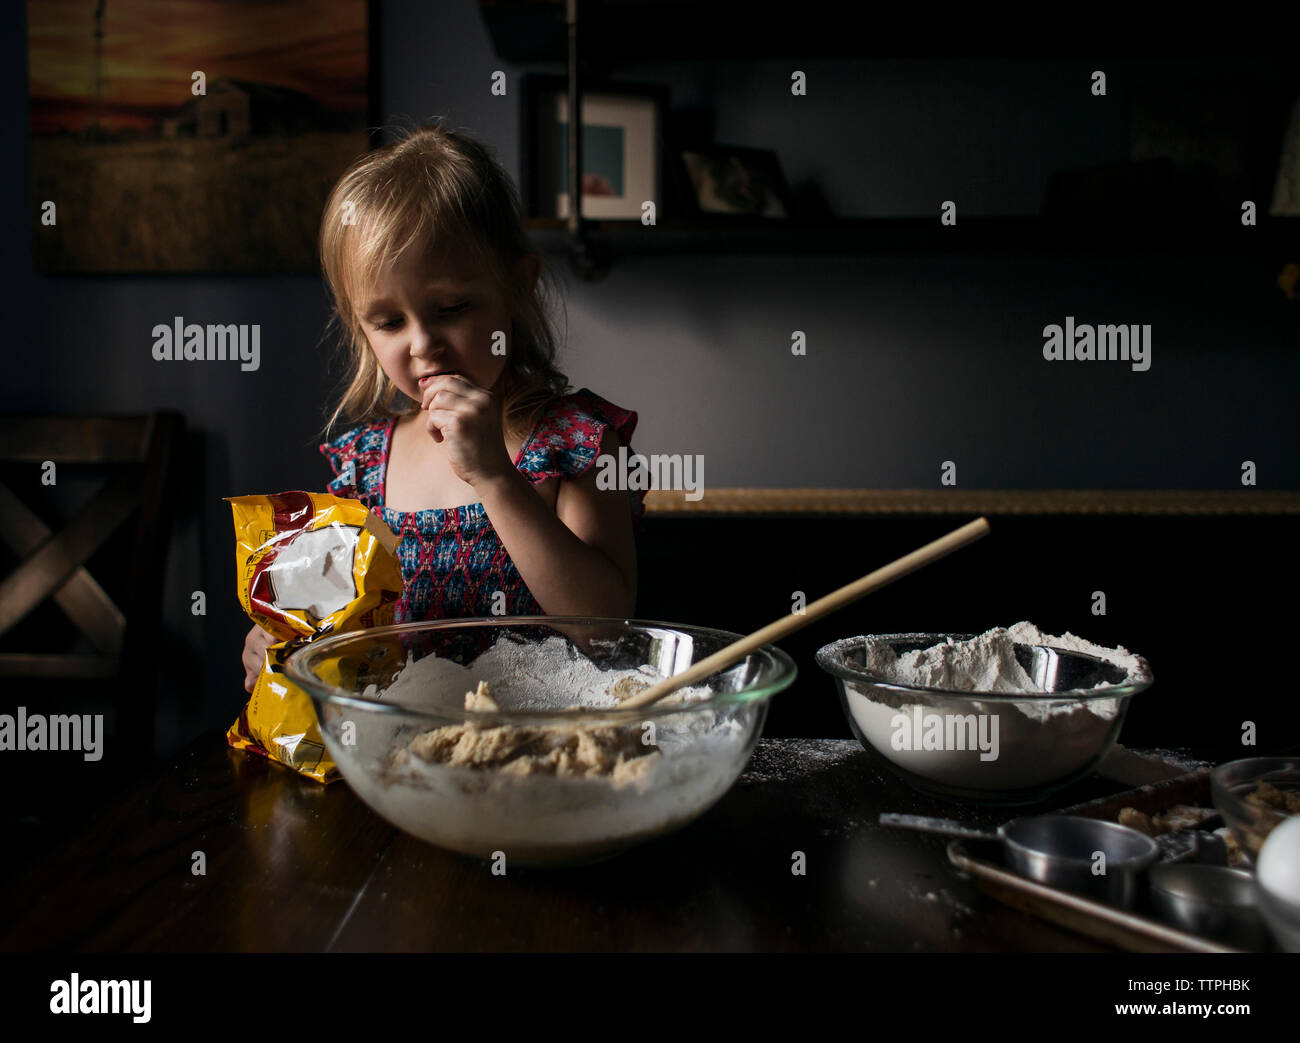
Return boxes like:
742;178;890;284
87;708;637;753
0;731;1188;952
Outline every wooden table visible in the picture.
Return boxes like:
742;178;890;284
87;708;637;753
0;732;1188;952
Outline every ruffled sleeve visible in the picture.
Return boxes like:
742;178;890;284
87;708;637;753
318;420;386;508
517;388;647;527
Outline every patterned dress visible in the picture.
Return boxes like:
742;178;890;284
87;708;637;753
319;387;645;622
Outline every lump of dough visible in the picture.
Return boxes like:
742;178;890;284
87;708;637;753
608;676;650;701
464;679;499;713
401;678;660;780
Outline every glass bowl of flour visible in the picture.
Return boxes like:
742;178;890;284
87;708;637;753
284;617;796;866
815;622;1153;805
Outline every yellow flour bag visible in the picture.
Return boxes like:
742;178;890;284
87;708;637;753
225;491;402;783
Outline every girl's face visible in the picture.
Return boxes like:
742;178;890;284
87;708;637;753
354;243;536;405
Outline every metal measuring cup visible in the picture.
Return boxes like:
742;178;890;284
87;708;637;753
881;812;1160;908
1148;864;1272;949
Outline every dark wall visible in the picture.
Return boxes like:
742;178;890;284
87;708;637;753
637;514;1300;761
2;3;1296;763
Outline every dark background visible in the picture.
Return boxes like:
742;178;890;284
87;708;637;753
638;513;1299;762
2;2;1297;808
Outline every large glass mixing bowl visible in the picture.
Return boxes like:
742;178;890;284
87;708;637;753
284;617;797;866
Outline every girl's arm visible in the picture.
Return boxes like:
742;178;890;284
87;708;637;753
478;425;637;616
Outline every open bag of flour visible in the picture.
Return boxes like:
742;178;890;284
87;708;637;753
225;491;403;783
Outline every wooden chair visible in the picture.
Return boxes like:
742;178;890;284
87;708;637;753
0;412;184;768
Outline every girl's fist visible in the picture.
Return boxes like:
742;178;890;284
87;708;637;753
420;373;512;487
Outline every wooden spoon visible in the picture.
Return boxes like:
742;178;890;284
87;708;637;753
617;516;991;711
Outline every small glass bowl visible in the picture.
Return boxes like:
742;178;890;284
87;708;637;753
816;632;1153;805
1211;756;1300;865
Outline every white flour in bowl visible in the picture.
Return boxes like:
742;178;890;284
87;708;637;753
333;636;757;863
862;621;1144;697
844;623;1148;794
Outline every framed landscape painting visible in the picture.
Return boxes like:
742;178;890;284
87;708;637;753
27;0;374;274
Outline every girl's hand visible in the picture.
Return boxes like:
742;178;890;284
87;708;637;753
241;624;279;693
420;374;514;488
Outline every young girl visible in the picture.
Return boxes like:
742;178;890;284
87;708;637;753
241;124;646;691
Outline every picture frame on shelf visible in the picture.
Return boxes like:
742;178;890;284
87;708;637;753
520;74;668;221
679;143;794;219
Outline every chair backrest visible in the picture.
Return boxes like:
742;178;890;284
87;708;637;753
0;412;184;759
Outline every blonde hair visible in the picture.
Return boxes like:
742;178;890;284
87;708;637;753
316;120;570;442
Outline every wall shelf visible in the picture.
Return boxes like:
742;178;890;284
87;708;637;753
642;488;1300;516
487;4;1297;275
526;216;1299;258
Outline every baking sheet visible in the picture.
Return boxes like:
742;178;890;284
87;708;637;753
947;837;1244;953
946;754;1257;953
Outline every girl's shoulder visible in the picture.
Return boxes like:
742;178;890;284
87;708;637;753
517;387;638;478
519;388;645;524
318;415;394;504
